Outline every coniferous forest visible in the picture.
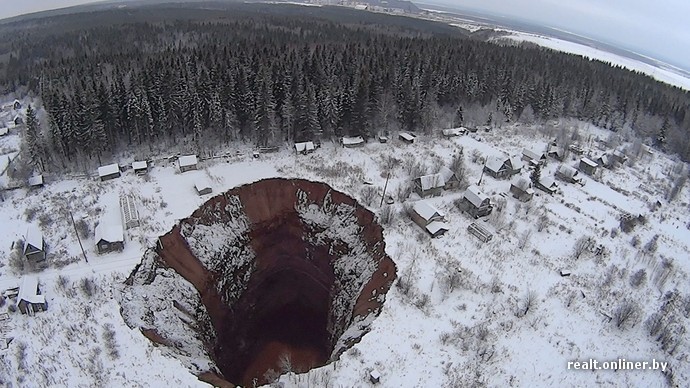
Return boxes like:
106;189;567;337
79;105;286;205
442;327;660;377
1;1;689;170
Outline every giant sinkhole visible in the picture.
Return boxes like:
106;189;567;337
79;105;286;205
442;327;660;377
121;178;396;386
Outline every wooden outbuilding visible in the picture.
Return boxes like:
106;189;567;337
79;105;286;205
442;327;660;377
16;276;47;315
23;225;46;264
410;200;450;237
341;136;365;148
414;174;445;198
294;141;315;155
459;185;493;218
579;157;598;176
178;155;198;172
194;178;213;195
535;177;558;195
522;148;546;166
28;175;44;188
556;165;582;184
98;163;121;181
132;160;149;175
398;132;416;144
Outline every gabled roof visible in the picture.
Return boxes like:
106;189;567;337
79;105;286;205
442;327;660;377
426;221;450;235
464;185;489;207
484;156;506;173
580;157;598;168
98;163;120;177
95;221;124;244
418;174;445;191
512;178;532;192
522;148;545;160
194;177;212;192
557;164;578;179
23;225;43;254
413;200;445;221
179;155;198;167
540;176;558;188
132;160;148;170
295;141;315;152
438;166;456;182
442;128;464;137
17;276;45;305
28;175;43;187
612;149;627;159
507;156;523;170
342;136;364;145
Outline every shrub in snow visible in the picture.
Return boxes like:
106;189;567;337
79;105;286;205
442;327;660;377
630;269;647;288
613;299;640;329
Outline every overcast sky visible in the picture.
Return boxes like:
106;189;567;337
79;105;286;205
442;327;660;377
1;0;689;71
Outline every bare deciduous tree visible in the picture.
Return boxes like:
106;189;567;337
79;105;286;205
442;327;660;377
516;290;537;318
613;299;640;329
572;235;593;260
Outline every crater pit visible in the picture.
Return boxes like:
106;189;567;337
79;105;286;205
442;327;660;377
120;178;396;386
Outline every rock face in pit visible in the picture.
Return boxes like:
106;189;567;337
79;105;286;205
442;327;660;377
120;178;396;386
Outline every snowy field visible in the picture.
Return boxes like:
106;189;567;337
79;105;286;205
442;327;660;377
0;116;688;387
496;31;690;91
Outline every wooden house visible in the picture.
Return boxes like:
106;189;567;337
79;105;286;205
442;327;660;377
28;175;44;188
341;136;365;148
522;148;546;165
23;225;46;264
510;178;534;202
13;115;23;126
120;195;140;229
459;185;493;218
556;165;582;184
194;178;213;195
95;213;124;254
16;276;47;315
484;156;509;179
535;177;558;195
398;132;416;144
12;99;21;110
547;145;565;161
410;200;449;238
467;222;493;243
414;174;445;197
132;160;148;175
294;141;315;155
579;157;598;176
98;163;121;181
178;155;198;172
506;156;523;175
439;166;460;190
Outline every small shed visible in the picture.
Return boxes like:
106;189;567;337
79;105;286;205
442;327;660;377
439;166;460;190
414;174;445;198
399;132;416;144
459;185;492;218
612;149;628;164
132;160;148;175
194;178;213;195
568;144;585;155
596;154;613;169
510;178;534;202
120;195;140;229
467;222;493;242
179;155;198;172
16;276;47;315
377;135;389;143
294;141;315;155
410;200;449;237
341;136;365;148
95;219;124;254
28;175;44;188
535;177;558;195
23;225;46;263
547;145;565;161
12;99;21;110
13;115;23;126
369;369;381;384
0;127;8;136
98;163;121;181
579;157;598;176
556;165;581;184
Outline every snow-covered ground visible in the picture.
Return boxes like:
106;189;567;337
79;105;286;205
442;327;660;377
495;31;690;91
1;116;688;387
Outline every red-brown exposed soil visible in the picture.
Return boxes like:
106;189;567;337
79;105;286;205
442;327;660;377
149;178;396;386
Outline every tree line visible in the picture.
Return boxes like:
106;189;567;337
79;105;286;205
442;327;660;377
1;3;689;171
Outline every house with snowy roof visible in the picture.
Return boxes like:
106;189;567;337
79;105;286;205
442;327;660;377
510;178;534;202
579;157;598;176
17;276;47;315
98;163;121;181
294;141;315;155
23;225;46;264
414;173;445;198
439;166;460;190
521;148;546;166
458;185;492;218
535;176;558;195
398;132;415;144
95;208;125;254
194;177;212;196
556;164;582;184
178;155;198;172
12;99;21;110
132;160;148;175
410;200;450;237
28;175;44;188
341;136;365;148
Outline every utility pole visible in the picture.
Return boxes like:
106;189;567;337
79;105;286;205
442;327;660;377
477;160;486;186
69;210;88;263
380;172;391;207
